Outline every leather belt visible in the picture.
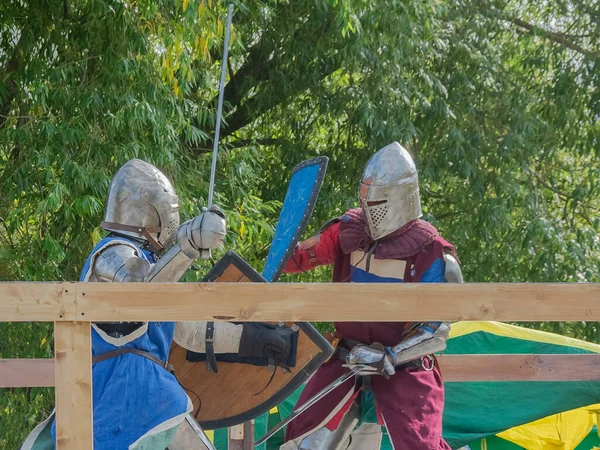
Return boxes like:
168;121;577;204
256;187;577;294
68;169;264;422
93;348;174;373
205;322;219;373
101;221;163;252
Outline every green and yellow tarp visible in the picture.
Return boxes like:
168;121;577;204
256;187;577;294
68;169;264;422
208;322;600;449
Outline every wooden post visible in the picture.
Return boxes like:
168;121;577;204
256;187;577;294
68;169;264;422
243;420;254;450
54;321;93;450
229;424;244;450
228;421;254;449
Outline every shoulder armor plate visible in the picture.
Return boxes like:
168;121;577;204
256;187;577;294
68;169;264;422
443;253;463;283
92;242;149;282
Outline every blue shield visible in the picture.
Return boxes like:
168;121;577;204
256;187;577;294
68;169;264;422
262;156;328;282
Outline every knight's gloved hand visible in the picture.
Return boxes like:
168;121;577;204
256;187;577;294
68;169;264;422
346;344;396;376
238;323;293;366
180;205;227;259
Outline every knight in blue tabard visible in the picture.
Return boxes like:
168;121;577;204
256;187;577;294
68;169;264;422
22;159;293;450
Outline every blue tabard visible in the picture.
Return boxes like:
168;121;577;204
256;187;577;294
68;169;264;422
49;237;191;450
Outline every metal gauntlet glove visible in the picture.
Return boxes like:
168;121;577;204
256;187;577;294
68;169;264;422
345;322;451;376
178;205;227;259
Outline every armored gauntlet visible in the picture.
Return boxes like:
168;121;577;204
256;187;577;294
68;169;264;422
178;205;227;260
345;323;451;376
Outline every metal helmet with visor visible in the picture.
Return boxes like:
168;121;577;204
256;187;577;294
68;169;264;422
359;142;422;240
101;159;180;252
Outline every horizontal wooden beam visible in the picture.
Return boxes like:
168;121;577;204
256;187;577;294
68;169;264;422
0;282;76;321
0;359;55;387
3;354;600;386
1;282;600;322
439;354;600;382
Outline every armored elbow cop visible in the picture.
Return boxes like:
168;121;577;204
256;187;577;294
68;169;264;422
389;322;450;367
387;251;460;367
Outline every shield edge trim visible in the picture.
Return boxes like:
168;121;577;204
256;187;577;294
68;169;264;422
263;156;329;282
197;250;334;430
202;250;266;283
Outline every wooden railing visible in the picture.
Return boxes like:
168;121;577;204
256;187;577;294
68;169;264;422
2;282;600;449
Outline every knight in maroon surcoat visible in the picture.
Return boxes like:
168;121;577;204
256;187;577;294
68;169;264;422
279;142;463;450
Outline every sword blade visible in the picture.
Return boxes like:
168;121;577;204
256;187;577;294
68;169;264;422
207;4;234;207
254;365;365;446
185;414;218;450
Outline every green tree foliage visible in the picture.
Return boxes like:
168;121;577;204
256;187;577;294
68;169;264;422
0;0;598;446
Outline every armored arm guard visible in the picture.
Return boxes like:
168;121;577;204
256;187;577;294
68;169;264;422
87;242;153;340
141;206;243;355
174;320;295;366
347;251;462;375
346;322;451;375
174;321;242;354
92;206;226;285
389;251;462;368
145;208;292;367
145;206;227;282
154;234;248;361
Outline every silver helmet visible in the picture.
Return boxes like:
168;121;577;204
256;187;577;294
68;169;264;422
101;159;180;252
359;142;422;240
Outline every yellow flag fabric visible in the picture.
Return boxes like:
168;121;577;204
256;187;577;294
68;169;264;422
450;321;600;354
498;404;600;450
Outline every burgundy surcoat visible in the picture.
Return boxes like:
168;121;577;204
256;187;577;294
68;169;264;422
283;208;454;449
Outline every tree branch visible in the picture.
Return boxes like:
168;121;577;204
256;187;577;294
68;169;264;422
530;170;571;201
0;41;22;130
189;137;283;153
216;61;338;143
0;217;16;249
508;17;598;60
434;211;468;221
192;7;340;151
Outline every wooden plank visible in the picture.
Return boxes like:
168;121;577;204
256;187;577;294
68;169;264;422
0;359;54;387
439;354;600;382
1;282;600;322
0;282;76;322
54;322;93;450
71;282;600;322
2;354;600;390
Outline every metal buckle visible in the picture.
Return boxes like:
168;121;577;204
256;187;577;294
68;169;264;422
421;355;435;371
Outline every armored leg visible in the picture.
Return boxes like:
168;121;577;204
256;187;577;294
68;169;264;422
167;415;216;450
346;422;382;450
280;401;360;450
